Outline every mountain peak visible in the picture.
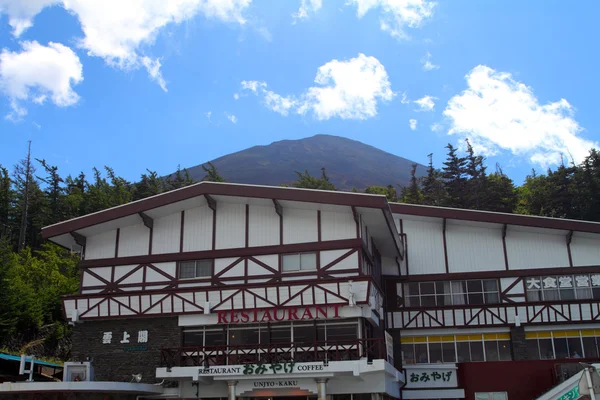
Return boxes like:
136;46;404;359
185;135;424;190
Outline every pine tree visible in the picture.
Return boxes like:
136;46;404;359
132;170;164;200
202;162;225;182
291;168;336;191
36;159;64;226
464;139;487;209
166;165;196;191
13;141;35;251
442;144;467;208
400;164;422;204
364;185;397;201
0;166;12;240
421;153;446;206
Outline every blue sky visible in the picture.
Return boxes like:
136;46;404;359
0;0;599;186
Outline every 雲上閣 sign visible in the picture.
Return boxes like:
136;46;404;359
217;305;342;324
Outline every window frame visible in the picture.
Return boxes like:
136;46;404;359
178;259;213;280
525;273;600;302
404;278;501;307
281;251;318;272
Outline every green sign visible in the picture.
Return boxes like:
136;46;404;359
557;386;579;400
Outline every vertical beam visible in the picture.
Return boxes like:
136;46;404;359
566;230;574;267
351;206;360;238
245;204;249;248
442;218;449;274
148;226;153;255
502;224;509;271
179;211;185;253
115;228;120;258
317;210;321;269
273;199;283;245
204;194;216;211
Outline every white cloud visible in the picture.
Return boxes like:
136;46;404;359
399;92;410;104
292;0;322;22
0;0;59;37
205;111;212;119
414;95;435;111
348;0;435;39
0;0;252;90
32;121;41;129
241;54;394;120
430;122;442;132
233;93;240;100
0;41;83;121
226;113;237;123
409;118;417;130
444;65;598;167
422;51;439;71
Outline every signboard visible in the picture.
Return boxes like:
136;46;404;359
236;378;318;396
385;332;394;364
578;366;600;396
217;305;342;324
101;330;149;351
404;365;458;389
557;386;579;400
198;362;326;377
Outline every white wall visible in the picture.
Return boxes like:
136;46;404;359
152;213;181;254
85;230;116;260
446;224;505;273
402;219;445;275
118;222;149;257
321;249;358;270
506;229;569;269
283;208;317;244
249;205;279;247
321;210;356;240
571;234;600;266
215;203;246;249
183;205;213;252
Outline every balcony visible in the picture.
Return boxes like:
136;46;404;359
160;338;386;369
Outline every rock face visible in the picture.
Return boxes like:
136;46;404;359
183;134;425;190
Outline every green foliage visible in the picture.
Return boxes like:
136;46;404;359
291;168;336;190
365;185;397;202
202;162;226;182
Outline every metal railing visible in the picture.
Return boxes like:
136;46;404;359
160;337;386;368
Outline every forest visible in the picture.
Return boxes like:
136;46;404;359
1;139;599;361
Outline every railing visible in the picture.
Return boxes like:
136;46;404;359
160;338;386;369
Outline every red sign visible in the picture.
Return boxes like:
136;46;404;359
217;305;342;324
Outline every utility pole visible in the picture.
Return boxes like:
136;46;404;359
17;141;32;251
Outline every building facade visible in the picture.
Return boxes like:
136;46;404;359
4;182;599;399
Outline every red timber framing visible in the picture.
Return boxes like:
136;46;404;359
388;299;600;330
78;239;368;292
63;276;381;321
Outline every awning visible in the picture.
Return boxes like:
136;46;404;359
0;353;62;368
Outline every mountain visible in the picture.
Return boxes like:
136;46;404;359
185;134;426;191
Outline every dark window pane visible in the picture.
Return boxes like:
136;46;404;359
457;342;471;362
485;293;500;304
468;293;485;305
196;260;212;276
270;326;291;344
543;289;560;301
554;338;569;359
485;341;499;361
593;288;600;300
183;331;203;346
567;338;583;358
453;293;467;305
205;330;226;346
576;287;593;300
420;282;435;295
498;341;511;361
429;342;443;363
415;344;428;363
526;340;540;360
180;261;196;279
229;328;259;346
539;339;554;359
437;295;452;306
402;343;415;364
294;324;316;344
421;295;436;307
316;324;326;342
442;342;456;362
436;282;448;294
326;324;357;342
483;280;498;291
527;290;542;301
406;283;420;296
470;341;484;362
405;296;420;307
559;289;575;301
467;280;483;292
583;337;598;358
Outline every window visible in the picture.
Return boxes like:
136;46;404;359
526;274;600;301
526;330;600;359
401;333;511;364
282;252;317;272
404;279;500;307
475;393;507;400
179;260;212;279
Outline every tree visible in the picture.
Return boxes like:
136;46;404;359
0;166;12;241
132;170;164;200
442;144;467;208
36;159;64;226
365;185;397;202
421;153;446;206
202;162;225;182
166;165;195;191
400;164;422;204
464;139;487;209
291;168;336;191
14;141;34;251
